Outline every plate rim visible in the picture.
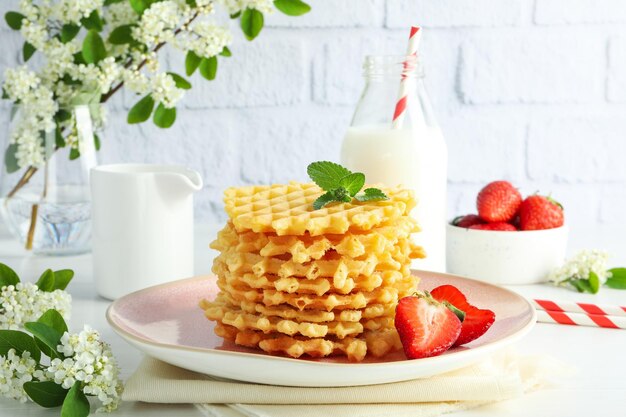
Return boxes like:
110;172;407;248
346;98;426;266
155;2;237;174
106;270;537;369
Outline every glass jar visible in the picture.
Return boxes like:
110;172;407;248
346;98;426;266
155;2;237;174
0;104;101;255
341;55;447;272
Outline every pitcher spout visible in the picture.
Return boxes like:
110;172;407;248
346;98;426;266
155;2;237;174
155;167;203;198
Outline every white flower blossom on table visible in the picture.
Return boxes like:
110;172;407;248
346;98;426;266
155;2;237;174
549;250;611;286
0;349;46;403
0;282;71;330
48;325;122;412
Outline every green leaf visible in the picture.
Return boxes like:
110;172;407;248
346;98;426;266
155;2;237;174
588;271;600;294
0;330;41;362
186;0;197;6
152;104;176;128
61;382;90;417
94;133;101;151
104;0;125;5
81;10;104;32
313;192;338;210
130;0;155;15
241;8;264;41
4;144;20;174
570;278;593;294
60;24;80;43
274;0;311;16
127;95;155;124
82;30;107;64
199;56;217;80
52;269;74;290
69;148;80;160
339;173;365;197
24;381;69;408
606;268;626;289
73;52;87;65
230;11;242;19
55;109;72;123
55;128;66;148
5;12;25;30
167;72;191;89
185;50;201;76
108;24;134;45
35;269;55;292
24;322;62;359
0;263;20;287
23;42;36;62
355;188;389;202
331;187;352;203
307;161;352;192
220;46;232;57
37;309;68;335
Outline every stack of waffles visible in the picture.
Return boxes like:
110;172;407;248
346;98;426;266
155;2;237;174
200;182;425;362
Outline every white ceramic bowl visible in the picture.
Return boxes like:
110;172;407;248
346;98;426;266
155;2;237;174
446;224;568;285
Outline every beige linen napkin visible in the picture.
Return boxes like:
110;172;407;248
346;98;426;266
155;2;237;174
122;350;572;417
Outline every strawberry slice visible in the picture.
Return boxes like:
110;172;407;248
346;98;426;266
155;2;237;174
395;294;462;359
430;285;496;346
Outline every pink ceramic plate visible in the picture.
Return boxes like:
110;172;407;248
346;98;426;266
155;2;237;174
106;270;535;387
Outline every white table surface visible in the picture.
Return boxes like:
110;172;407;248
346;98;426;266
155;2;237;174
1;223;625;417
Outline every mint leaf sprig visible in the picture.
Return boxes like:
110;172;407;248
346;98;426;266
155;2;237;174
307;161;388;210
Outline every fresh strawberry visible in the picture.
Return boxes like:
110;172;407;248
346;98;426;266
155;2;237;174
476;181;522;223
519;195;564;231
469;222;517;231
430;285;496;346
395;294;462;359
452;214;484;228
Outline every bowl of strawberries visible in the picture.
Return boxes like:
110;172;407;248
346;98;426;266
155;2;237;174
447;180;568;285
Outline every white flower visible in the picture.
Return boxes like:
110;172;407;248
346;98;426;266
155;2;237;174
549;250;611;285
20;20;48;50
104;1;136;27
133;1;191;47
3;66;40;102
150;72;184;108
123;69;150;95
48;326;122;412
178;22;232;58
51;0;104;25
218;0;274;15
0;283;71;330
0;349;43;403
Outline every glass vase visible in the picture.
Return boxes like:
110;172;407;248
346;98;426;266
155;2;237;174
0;104;102;255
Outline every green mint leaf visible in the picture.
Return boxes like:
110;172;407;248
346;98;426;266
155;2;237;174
24;381;69;408
35;269;55;292
108;24;134;45
53;269;74;291
24;322;63;359
61;381;90;417
339;173;365;197
199;56;218;80
166;72;192;90
274;0;311;16
313;192;338;210
307;161;352;192
220;46;232;57
355;188;389;202
185;50;201;76
331;187;351;202
241;8;264;41
0;330;41;362
82;30;106;64
588;271;600;294
81;10;103;32
37;309;68;335
0;263;20;287
23;42;36;62
60;24;80;43
606;268;626;289
4;144;20;174
153;103;177;128
128;94;155;124
5;12;25;30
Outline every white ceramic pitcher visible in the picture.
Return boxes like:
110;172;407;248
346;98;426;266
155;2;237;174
91;164;203;299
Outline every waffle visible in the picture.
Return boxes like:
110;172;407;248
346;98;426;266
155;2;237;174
224;182;416;236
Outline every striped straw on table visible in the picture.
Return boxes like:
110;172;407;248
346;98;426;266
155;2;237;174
534;299;626;317
391;25;422;129
536;310;626;330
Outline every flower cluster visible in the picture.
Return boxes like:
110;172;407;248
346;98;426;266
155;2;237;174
0;282;71;330
218;0;275;15
48;325;122;412
549;250;611;286
0;349;45;403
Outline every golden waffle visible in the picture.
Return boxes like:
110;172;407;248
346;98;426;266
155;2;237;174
223;182;416;236
215;323;401;361
211;217;422;262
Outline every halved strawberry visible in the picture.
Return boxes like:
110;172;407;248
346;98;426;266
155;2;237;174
430;285;496;346
452;214;484;228
395;294;462;359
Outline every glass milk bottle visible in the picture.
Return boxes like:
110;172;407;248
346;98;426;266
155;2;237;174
341;55;447;272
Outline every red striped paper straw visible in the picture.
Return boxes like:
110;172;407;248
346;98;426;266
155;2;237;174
537;310;626;330
534;299;626;317
391;26;422;129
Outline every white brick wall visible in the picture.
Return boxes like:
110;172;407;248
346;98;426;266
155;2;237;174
1;0;625;233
